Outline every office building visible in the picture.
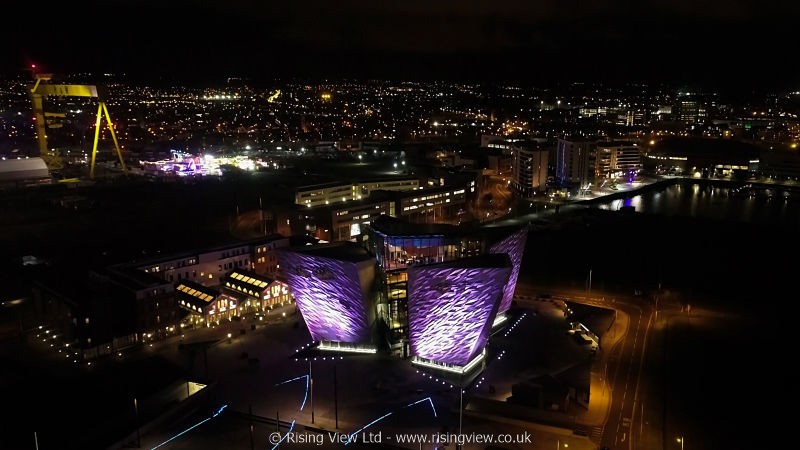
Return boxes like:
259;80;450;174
295;182;356;208
512;145;549;198
396;184;470;222
594;141;641;179
556;138;595;187
295;178;419;208
759;150;800;180
304;199;395;242
674;95;706;124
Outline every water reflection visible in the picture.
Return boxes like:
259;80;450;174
593;183;800;227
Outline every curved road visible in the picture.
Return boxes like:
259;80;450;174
514;285;655;450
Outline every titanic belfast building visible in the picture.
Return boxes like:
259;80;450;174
278;216;527;372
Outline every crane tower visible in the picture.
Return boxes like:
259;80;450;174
28;71;126;178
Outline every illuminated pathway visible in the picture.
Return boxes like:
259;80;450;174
270;372;311;449
344;396;437;445
149;404;228;450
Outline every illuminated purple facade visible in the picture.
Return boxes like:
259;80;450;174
489;228;528;314
407;255;511;366
279;245;375;343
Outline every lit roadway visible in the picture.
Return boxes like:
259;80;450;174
478;172;513;221
514;284;655;450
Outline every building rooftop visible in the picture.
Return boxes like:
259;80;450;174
284;241;374;263
355;176;419;184
295;181;353;191
0;157;50;182
92;266;171;296
596;140;636;147
368;215;467;237
296;176;420;192
222;269;277;289
415;252;512;270
175;280;220;309
558;136;594;143
119;235;287;269
305;196;390;214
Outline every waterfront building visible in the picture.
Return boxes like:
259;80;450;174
556;138;595;187
594;141;641;179
512;145;549;198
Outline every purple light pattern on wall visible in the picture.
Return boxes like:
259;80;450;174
489;228;528;314
279;252;371;343
407;264;510;366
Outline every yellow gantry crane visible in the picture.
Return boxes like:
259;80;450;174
28;72;126;178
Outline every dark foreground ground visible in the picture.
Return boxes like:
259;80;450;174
519;207;798;450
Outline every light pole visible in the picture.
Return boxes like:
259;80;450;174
334;364;339;429
309;361;314;424
248;404;254;450
134;397;141;447
676;436;684;450
458;388;464;450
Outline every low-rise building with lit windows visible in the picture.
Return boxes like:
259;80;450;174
134;236;289;285
367;181;474;224
221;269;292;312
303;199;395;242
175;280;238;325
295;177;420;208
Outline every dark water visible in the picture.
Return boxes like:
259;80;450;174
594;182;800;227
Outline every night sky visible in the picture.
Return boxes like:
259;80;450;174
3;0;799;88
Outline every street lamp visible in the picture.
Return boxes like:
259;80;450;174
676;436;684;450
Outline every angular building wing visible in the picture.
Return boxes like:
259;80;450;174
407;254;511;367
279;243;376;344
489;228;528;314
